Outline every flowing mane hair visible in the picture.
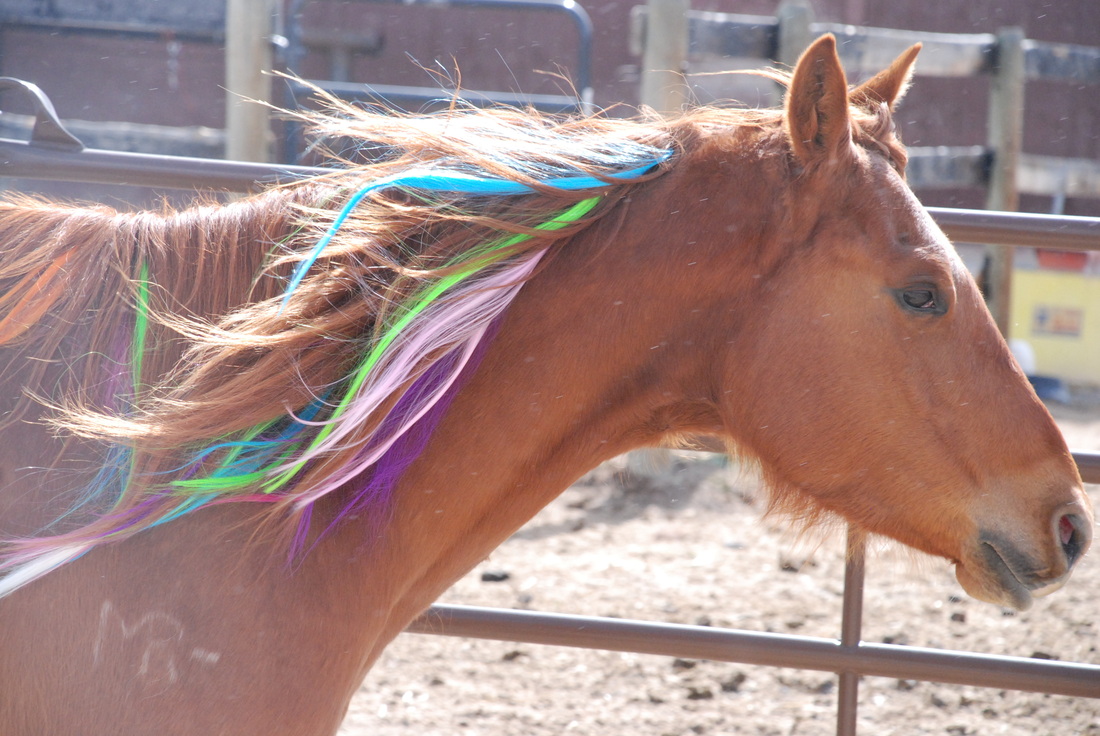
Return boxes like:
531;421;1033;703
0;77;907;594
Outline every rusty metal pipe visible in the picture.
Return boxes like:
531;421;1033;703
835;529;867;736
406;604;1100;698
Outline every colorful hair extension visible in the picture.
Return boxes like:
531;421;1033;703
0;263;154;596
130;261;150;399
282;158;669;304
0;249;76;345
0;146;672;597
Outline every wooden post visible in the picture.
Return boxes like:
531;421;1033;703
776;0;816;68
635;0;690;475
774;0;816;106
639;0;690;114
984;27;1026;335
225;0;276;163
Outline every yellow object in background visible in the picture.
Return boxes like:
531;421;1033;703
1010;264;1100;384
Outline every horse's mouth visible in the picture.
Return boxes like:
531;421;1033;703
955;538;1069;612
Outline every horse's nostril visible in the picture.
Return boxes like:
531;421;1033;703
1059;515;1074;545
1058;514;1090;569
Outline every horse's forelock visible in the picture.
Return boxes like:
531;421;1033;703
851;101;908;173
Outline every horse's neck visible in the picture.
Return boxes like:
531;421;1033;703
353;186;748;645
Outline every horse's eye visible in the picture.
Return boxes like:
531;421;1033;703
902;289;936;310
894;286;944;315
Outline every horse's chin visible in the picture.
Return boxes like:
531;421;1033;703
954;544;1069;612
955;557;1035;612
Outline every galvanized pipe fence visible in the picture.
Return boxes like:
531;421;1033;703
0;108;1098;734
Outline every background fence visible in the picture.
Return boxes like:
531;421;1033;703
0;70;1098;736
632;0;1100;336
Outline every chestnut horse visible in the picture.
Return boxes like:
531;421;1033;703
0;37;1091;735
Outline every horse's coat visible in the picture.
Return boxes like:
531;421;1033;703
0;37;1092;735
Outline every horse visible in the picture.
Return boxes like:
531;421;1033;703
0;36;1091;735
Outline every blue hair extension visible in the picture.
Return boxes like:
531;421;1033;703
281;152;673;306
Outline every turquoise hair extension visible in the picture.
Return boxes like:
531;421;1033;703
281;155;671;306
167;151;675;499
149;399;328;527
169;400;325;493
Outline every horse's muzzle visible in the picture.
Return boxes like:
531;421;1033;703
963;502;1093;611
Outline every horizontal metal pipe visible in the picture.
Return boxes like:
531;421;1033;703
1073;451;1100;484
1;138;1099;251
928;206;1100;250
680;438;1100;485
406;604;1100;699
0;140;328;192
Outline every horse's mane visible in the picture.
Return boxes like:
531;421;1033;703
0;79;906;595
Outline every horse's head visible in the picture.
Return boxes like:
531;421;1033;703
688;36;1092;610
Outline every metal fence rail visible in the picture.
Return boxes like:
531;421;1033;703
405;593;1100;699
0;104;1097;734
2;125;1100;250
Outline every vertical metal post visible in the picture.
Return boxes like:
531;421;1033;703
836;525;867;736
984;27;1026;335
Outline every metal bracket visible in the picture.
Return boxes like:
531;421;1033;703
0;77;85;151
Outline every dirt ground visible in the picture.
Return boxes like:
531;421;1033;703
338;402;1100;736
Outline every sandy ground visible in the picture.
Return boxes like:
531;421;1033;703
338;404;1100;736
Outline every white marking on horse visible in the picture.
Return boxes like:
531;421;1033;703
190;648;221;665
93;600;186;689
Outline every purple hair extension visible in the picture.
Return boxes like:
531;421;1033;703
290;315;503;560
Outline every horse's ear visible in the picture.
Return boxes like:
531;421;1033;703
850;43;921;112
785;34;851;165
